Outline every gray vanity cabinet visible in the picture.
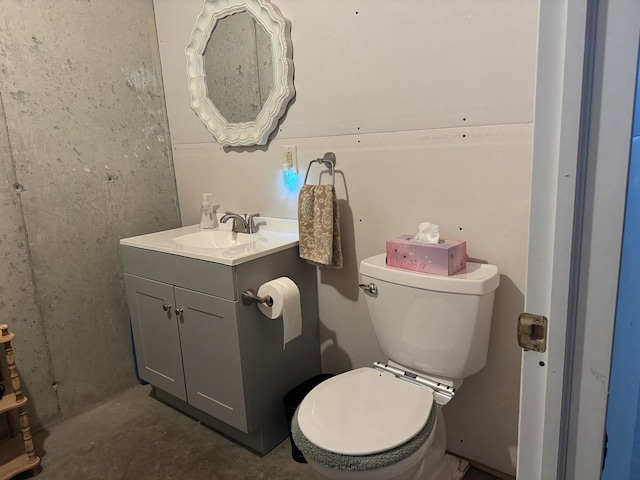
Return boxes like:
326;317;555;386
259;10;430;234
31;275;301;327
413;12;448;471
125;275;186;401
125;274;247;431
121;244;320;454
174;286;246;431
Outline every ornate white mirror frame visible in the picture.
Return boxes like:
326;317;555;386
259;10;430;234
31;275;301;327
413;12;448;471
185;0;295;147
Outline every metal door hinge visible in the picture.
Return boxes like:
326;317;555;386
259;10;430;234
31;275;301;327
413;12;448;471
517;313;548;352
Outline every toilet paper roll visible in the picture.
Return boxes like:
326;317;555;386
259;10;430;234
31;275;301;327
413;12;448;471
257;277;302;349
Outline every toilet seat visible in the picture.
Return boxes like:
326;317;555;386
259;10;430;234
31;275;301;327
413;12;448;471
297;367;435;456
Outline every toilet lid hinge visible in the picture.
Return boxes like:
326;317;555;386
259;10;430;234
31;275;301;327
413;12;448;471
373;362;455;406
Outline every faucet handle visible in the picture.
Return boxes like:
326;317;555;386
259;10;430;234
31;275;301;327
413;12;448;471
247;213;261;233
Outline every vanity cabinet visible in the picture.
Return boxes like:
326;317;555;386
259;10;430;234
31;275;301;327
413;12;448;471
121;244;320;454
125;276;246;430
125;277;184;400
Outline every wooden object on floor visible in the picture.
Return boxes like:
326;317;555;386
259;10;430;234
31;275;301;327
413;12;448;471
0;324;41;480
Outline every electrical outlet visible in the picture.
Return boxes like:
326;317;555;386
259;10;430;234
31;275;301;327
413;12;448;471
283;145;297;173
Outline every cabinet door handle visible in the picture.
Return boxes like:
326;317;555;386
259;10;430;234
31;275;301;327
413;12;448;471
175;308;184;316
162;304;172;312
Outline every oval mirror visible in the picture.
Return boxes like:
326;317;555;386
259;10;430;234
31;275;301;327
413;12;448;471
185;0;295;147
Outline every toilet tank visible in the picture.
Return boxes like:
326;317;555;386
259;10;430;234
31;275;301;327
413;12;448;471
359;254;500;380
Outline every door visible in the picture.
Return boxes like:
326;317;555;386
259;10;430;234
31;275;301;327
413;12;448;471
175;287;248;432
125;274;187;401
601;55;640;480
518;2;640;479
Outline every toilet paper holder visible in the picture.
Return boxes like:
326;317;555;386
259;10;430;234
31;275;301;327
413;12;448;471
242;289;274;307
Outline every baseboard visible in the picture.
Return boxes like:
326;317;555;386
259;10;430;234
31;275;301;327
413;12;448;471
444;453;470;480
445;451;515;480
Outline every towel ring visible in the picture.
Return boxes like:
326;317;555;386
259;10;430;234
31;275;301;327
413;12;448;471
303;152;336;187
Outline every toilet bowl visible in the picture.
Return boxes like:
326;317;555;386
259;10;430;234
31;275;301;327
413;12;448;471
292;254;500;479
292;368;459;480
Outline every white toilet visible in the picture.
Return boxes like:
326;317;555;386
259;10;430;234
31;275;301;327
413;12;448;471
292;253;500;480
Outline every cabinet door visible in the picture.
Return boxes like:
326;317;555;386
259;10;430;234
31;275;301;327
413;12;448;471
175;287;247;432
125;274;186;401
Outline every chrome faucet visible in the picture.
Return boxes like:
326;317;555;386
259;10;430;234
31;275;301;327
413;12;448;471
220;212;261;234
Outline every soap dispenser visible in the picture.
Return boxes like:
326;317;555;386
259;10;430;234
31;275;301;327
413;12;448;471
199;193;215;229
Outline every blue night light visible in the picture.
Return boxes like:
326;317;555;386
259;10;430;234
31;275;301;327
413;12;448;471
283;165;297;191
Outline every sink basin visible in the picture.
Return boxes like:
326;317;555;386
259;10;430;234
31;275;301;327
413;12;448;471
120;217;298;266
172;230;259;249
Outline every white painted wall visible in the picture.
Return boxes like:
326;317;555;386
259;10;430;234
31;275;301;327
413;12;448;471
153;0;538;475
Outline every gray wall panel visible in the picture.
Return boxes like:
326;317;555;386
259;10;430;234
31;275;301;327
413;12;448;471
0;0;180;422
0;91;59;430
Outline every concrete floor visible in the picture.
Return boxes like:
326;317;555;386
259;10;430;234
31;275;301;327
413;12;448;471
14;384;501;480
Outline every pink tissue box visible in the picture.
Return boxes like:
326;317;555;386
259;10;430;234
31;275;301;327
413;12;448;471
386;235;467;276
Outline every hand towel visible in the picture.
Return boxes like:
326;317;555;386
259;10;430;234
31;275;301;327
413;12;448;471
298;184;343;269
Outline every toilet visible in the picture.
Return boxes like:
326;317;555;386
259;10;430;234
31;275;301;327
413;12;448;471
292;253;500;480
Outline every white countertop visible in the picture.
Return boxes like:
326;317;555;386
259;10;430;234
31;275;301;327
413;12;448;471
120;217;299;266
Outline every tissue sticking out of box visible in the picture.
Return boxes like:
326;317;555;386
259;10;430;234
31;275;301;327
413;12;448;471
411;222;439;244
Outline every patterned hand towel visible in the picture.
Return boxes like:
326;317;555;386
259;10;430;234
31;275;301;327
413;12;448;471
298;184;343;269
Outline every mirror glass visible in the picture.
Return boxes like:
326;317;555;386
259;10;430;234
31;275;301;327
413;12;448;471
203;11;274;124
186;0;295;147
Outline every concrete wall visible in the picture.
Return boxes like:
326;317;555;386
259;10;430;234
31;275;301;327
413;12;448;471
0;0;181;428
154;1;537;475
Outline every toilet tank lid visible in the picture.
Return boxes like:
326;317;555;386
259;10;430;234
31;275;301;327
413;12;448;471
360;254;500;295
